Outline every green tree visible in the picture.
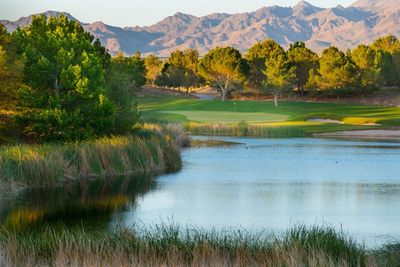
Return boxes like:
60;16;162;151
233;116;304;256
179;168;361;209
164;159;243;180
309;47;359;96
199;47;249;101
0;23;24;110
287;42;318;95
156;49;204;93
350;44;379;89
105;51;146;133
14;15;114;142
372;35;400;86
144;54;162;86
263;46;294;107
245;39;283;92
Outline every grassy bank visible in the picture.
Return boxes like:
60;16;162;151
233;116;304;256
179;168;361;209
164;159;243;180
0;224;397;267
186;121;307;137
138;97;400;136
0;124;189;191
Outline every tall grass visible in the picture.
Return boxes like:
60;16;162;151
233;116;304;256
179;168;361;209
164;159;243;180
0;224;394;267
185;121;307;138
0;124;189;191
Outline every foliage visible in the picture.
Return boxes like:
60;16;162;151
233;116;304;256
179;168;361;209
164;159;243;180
263;44;295;106
144;54;162;86
309;47;359;96
13;15;114;142
105;52;146;134
287;41;319;94
350;44;379;89
245;39;283;92
199;47;249;100
155;49;204;93
372;35;400;86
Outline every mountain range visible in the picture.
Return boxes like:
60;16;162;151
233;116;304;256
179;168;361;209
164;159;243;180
1;0;400;56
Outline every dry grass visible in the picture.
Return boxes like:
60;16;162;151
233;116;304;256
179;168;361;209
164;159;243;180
0;224;394;267
0;124;188;191
185;121;306;138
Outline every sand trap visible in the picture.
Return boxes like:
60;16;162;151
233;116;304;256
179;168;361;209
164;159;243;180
315;130;400;140
307;118;344;124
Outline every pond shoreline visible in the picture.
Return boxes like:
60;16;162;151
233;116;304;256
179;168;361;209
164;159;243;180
315;129;400;141
0;124;188;193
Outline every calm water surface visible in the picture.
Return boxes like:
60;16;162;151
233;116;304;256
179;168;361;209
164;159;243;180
116;137;400;247
2;137;400;247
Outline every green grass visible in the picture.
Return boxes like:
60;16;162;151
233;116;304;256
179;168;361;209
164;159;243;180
0;224;397;266
0;124;188;191
138;97;400;136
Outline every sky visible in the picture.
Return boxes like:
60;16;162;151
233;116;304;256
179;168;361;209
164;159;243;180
1;0;357;27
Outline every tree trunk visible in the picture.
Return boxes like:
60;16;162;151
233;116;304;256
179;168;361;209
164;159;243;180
274;93;279;107
221;81;229;101
54;78;59;94
222;90;227;101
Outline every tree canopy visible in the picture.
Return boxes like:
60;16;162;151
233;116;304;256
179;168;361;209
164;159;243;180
105;52;146;134
14;15;114;141
264;44;295;106
245;39;283;91
287;42;318;95
199;47;249;101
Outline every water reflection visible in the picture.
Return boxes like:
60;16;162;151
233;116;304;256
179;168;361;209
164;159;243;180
0;176;155;229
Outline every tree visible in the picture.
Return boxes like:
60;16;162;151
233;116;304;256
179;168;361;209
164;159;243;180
350;44;379;89
14;15;114;142
245;39;283;92
287;42;318;95
372;35;400;86
309;47;359;96
199;47;249;101
156;49;204;93
263;46;294;107
144;54;162;86
0;23;24;110
105;52;146;133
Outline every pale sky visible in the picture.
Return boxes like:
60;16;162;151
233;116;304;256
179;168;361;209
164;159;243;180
1;0;357;27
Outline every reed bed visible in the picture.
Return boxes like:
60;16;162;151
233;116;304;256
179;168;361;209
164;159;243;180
185;121;306;138
0;124;189;190
0;224;396;267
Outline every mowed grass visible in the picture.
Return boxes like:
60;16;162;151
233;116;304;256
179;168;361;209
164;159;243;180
160;111;289;123
139;97;400;134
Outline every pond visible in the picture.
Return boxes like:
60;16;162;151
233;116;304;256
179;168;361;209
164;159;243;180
2;137;400;247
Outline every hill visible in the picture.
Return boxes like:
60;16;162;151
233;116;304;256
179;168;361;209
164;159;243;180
1;0;400;56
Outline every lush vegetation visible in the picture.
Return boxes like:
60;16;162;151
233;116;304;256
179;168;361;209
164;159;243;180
0;123;188;191
138;97;400;136
0;15;147;143
0;224;398;267
145;36;400;102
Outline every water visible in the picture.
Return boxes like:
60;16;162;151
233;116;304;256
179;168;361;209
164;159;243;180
2;137;400;247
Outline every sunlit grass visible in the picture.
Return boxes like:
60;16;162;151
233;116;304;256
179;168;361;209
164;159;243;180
0;124;188;191
138;97;400;135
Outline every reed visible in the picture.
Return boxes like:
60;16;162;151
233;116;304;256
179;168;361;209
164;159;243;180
0;224;394;267
0;124;188;191
185;121;307;138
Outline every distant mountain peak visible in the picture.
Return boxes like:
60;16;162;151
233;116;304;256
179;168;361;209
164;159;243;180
293;0;324;16
294;1;316;9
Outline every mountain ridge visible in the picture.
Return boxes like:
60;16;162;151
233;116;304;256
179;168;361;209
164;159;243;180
1;0;400;56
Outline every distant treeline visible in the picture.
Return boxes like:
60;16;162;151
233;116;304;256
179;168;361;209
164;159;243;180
0;15;399;142
145;36;400;103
